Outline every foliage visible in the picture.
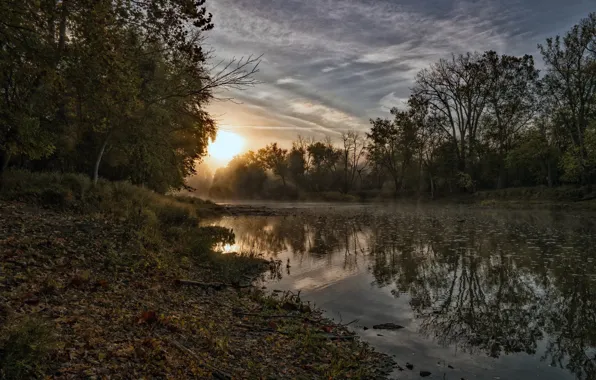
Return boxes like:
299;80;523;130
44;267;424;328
539;13;596;184
0;0;257;192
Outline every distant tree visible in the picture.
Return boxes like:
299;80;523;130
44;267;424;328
288;137;310;187
257;143;289;187
340;131;367;193
307;138;341;192
367;107;418;195
210;151;267;198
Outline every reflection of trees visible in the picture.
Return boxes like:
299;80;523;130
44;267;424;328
369;211;596;380
207;210;596;379
540;225;596;380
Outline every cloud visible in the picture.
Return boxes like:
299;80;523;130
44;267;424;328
203;0;593;146
289;101;364;130
379;92;408;111
276;77;303;85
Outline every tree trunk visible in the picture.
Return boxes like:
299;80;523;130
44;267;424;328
546;160;553;188
93;135;110;185
429;172;434;200
0;150;12;189
393;176;400;197
58;0;68;52
1;150;11;173
418;159;424;197
497;165;506;189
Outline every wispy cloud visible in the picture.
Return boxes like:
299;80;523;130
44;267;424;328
205;0;593;146
276;77;303;85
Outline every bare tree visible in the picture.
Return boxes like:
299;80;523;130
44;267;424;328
340;131;367;193
413;53;490;176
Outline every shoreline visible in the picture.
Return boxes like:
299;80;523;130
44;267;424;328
0;198;394;379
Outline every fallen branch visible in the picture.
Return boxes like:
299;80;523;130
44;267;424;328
175;279;252;290
340;318;359;327
233;311;321;324
166;337;232;380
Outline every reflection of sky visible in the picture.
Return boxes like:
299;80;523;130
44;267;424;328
203;205;596;379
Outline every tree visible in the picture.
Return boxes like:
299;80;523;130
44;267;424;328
340;131;367;193
0;0;59;178
257;143;289;187
288;137;311;188
506;117;560;187
413;53;489;180
481;51;540;188
307;138;341;192
367;108;417;195
210;151;267;199
0;0;259;192
539;13;596;184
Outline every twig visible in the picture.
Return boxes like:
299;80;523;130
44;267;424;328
234;312;302;319
234;324;356;341
166;337;232;380
340;319;359;327
175;279;252;290
233;311;321;324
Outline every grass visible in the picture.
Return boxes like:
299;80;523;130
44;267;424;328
474;185;596;202
0;169;222;222
0;318;56;380
470;185;596;210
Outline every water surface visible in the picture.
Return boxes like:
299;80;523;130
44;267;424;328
205;203;596;379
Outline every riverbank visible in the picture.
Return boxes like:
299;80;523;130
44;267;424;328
204;184;596;211
0;171;392;379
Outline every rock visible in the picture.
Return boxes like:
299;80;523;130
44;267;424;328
448;365;454;369
406;363;414;370
397;365;404;371
372;323;405;330
377;334;383;336
362;326;369;330
420;371;432;377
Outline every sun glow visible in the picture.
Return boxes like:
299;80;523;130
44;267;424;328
208;130;245;165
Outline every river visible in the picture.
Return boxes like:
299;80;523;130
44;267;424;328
203;203;596;379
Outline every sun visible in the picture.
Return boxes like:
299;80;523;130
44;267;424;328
208;130;245;165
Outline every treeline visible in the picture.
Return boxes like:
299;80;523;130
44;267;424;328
0;0;257;193
210;13;596;200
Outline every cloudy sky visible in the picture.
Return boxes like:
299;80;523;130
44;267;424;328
205;0;594;150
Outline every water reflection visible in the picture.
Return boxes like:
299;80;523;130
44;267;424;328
204;207;596;379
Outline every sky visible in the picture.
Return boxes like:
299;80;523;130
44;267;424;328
204;0;595;151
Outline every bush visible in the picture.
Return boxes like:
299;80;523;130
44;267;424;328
0;318;56;379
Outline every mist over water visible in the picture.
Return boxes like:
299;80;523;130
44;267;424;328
204;204;596;379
